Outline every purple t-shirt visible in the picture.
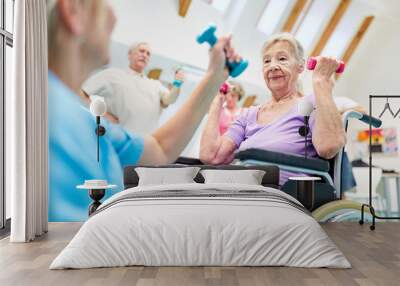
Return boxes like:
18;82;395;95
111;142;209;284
226;95;318;187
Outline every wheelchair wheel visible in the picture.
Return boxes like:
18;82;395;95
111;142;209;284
312;200;372;222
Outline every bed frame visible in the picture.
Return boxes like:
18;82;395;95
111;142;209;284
124;164;280;190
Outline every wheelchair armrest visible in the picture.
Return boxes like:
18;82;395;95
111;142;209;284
359;114;382;128
343;110;382;128
234;148;330;172
174;156;204;165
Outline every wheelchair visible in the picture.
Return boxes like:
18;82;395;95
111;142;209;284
176;110;382;222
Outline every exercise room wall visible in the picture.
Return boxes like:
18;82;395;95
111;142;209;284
110;0;270;89
331;7;400;212
336;15;400;169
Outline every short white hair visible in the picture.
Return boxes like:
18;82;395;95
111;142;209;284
128;42;150;54
261;33;304;62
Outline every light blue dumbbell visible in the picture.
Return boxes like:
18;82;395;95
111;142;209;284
172;79;183;88
196;25;248;78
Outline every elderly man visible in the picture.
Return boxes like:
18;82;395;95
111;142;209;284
81;42;185;136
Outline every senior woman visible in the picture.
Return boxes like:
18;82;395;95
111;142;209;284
200;33;346;192
218;81;246;135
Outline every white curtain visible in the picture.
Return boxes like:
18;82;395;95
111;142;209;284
8;0;48;242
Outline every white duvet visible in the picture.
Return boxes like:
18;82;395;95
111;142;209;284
50;183;350;269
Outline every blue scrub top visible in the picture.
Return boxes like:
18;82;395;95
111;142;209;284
48;71;144;222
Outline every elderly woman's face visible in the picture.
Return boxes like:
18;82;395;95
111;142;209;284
226;91;240;109
262;41;301;95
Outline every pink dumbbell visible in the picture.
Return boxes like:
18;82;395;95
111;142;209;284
306;57;345;73
219;82;229;94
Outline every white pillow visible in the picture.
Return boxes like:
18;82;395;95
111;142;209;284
200;169;266;185
135;167;200;186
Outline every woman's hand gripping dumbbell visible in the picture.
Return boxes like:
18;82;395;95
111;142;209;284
197;25;248;78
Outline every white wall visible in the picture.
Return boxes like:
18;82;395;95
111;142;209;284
110;0;270;89
111;0;223;76
329;5;400;213
334;14;400;170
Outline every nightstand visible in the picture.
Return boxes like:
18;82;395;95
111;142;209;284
77;180;117;216
288;177;321;211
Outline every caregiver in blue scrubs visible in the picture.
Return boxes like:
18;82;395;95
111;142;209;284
47;0;242;221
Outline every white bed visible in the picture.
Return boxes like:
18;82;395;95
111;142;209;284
50;183;351;269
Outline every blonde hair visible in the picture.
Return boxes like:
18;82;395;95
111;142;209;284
227;81;245;101
261;32;305;63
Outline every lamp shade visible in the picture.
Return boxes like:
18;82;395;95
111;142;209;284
298;99;313;117
90;97;107;117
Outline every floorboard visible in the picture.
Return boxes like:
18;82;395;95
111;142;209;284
0;222;399;286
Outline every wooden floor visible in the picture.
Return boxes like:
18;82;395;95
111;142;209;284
0;222;399;286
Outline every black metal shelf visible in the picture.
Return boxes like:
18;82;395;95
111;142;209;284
360;95;400;230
